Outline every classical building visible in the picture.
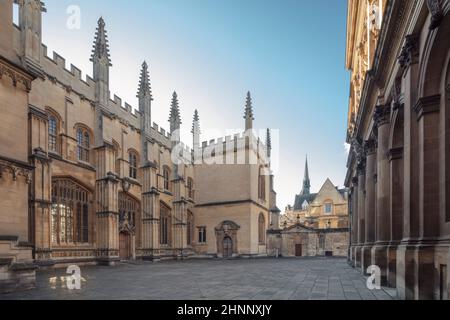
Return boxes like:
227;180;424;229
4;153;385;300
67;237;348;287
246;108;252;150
273;158;349;257
0;0;281;293
345;0;450;300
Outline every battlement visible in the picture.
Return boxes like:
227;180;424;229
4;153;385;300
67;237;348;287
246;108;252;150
41;44;96;91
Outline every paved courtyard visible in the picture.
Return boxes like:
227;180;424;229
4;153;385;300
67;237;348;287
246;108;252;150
1;257;396;300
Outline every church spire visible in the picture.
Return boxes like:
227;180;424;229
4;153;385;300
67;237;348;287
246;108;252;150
266;128;272;158
244;91;254;131
137;61;153;100
169;91;181;135
301;156;311;195
90;17;112;66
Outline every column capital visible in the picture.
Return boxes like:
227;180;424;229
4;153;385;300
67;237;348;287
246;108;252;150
398;34;420;69
426;0;444;30
374;104;391;128
364;139;377;155
413;94;441;120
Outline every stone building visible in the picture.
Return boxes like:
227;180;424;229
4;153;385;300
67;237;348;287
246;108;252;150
345;0;450;300
273;158;349;257
0;0;281;293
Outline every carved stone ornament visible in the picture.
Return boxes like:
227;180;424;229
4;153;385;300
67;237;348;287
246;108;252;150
398;35;419;68
427;0;444;30
0;159;32;184
374;104;391;127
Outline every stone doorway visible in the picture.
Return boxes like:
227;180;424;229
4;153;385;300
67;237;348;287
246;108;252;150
295;244;302;257
215;221;240;258
119;231;131;260
223;237;233;258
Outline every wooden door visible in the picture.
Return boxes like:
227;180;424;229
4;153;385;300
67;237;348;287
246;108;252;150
223;237;233;258
295;244;302;257
119;232;130;260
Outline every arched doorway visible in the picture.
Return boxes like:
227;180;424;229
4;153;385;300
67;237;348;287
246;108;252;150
118;192;139;260
119;231;131;260
223;236;233;258
215;221;240;258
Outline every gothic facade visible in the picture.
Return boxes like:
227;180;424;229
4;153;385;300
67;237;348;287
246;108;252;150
0;0;281;293
346;0;450;300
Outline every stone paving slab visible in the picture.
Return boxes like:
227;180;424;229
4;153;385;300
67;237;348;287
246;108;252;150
0;257;396;300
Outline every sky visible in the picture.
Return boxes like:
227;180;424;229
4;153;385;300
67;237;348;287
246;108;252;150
38;0;350;211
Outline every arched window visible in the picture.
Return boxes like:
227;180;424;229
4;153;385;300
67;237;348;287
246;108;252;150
51;178;91;244
48;115;58;153
163;166;170;191
119;192;139;229
324;202;333;215
187;177;194;199
129;151;138;179
160;202;171;245
187;211;194;246
258;167;266;200
76;127;90;162
258;213;266;244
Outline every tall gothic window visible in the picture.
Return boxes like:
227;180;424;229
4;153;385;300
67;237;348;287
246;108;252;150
325;203;333;215
48;116;58;153
129;152;138;179
76;128;90;162
258;167;266;201
163;166;170;191
187;177;194;199
258;213;266;244
51;179;91;244
160;202;171;245
187;211;194;246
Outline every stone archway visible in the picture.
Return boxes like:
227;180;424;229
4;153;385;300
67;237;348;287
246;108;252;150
215;221;240;258
118;192;139;260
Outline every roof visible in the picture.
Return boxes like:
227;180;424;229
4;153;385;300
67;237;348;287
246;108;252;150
293;193;317;211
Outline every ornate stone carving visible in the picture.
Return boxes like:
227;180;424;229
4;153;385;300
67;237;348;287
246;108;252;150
427;0;444;30
0;159;32;184
392;77;403;110
0;62;33;92
398;35;419;68
374;104;391;127
364;139;377;155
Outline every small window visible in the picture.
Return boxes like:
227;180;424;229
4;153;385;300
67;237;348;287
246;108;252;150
76;128;90;162
325;203;333;215
163;166;170;191
187;178;194;199
198;227;206;243
48;116;58;153
129;152;138;179
13;3;19;26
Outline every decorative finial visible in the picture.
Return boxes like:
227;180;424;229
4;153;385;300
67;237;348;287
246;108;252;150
91;17;112;66
191;109;201;134
266;128;272;158
169;91;181;132
137;61;153;100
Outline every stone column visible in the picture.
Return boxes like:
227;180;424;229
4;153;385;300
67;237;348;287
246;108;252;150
414;94;441;299
396;34;420;300
363;139;377;272
95;144;120;265
373;104;391;286
140;162;160;261
350;178;359;267
388;144;404;288
356;159;366;270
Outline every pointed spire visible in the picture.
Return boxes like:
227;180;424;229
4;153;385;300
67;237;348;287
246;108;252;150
191;109;200;134
169;91;181;133
266;128;272;158
301;155;311;195
244;91;254;131
90;17;112;66
137;61;153;100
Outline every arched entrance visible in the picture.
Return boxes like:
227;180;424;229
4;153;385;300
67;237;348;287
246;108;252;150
215;221;240;258
118;192;139;260
223;236;233;258
119;231;131;260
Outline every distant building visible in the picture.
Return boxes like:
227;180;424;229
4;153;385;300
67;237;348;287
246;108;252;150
267;158;349;257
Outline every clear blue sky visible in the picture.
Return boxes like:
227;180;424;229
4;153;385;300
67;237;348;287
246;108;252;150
41;0;350;211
